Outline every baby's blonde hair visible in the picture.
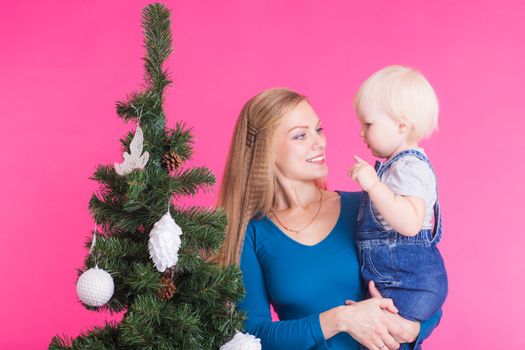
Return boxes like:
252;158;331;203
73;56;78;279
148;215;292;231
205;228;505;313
354;65;439;141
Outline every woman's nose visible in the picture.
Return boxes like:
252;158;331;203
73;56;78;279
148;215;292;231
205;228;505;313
359;128;364;137
312;132;326;149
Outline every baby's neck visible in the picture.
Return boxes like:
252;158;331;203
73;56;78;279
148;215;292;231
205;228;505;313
386;142;420;160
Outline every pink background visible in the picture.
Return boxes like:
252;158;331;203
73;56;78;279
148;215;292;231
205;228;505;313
1;0;524;348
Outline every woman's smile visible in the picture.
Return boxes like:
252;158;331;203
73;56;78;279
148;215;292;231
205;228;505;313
306;154;325;164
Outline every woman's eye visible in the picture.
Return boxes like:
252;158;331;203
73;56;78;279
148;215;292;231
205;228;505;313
316;127;324;133
364;123;372;127
294;133;306;140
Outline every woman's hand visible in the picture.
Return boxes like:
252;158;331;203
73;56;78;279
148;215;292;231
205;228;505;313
367;281;420;343
320;281;403;350
382;312;420;344
339;297;402;350
342;281;420;346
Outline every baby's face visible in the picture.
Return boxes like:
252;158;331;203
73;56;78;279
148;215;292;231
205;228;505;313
357;100;408;159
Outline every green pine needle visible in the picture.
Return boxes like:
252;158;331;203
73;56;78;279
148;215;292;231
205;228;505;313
52;4;245;349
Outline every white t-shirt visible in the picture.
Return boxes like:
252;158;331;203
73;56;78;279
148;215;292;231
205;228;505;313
373;149;437;230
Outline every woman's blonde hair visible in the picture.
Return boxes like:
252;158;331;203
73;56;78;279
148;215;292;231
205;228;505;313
215;88;307;266
354;65;439;141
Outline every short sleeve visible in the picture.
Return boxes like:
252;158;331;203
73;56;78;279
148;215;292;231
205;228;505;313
386;156;436;207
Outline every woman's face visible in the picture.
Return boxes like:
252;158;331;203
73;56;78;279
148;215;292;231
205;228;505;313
273;101;327;181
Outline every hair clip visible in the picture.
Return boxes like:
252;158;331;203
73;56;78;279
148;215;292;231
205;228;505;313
246;122;259;148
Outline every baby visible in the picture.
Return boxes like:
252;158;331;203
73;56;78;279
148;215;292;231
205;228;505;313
349;65;448;323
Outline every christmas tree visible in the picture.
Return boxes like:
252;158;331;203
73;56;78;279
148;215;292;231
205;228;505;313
50;4;247;349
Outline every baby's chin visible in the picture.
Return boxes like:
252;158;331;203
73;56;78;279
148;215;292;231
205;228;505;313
371;149;388;159
370;149;381;157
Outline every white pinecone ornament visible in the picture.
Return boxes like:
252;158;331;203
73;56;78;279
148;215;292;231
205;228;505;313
148;211;182;272
76;266;114;307
220;332;261;350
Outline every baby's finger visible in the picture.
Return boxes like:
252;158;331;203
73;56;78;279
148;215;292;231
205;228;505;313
350;166;361;181
354;155;369;164
348;164;359;177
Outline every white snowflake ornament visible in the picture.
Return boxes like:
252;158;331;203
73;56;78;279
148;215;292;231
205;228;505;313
114;125;149;175
220;331;261;350
76;267;114;307
148;211;182;272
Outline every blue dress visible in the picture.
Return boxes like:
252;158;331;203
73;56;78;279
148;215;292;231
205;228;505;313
239;191;441;349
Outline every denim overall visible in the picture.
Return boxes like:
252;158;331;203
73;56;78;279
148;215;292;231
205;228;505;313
356;149;448;323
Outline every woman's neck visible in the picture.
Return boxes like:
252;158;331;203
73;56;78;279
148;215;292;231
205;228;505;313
273;179;321;211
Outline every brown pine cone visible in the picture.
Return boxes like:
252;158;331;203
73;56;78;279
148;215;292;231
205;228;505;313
162;151;183;172
163;266;176;279
198;248;209;260
158;275;176;300
224;300;235;315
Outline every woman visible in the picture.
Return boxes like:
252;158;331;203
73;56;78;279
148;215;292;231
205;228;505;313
216;88;441;349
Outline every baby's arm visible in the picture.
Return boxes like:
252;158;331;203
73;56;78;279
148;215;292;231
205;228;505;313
366;180;425;236
349;156;425;237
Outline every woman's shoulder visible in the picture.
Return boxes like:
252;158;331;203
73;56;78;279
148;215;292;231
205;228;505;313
246;215;272;239
334;190;363;218
333;190;362;203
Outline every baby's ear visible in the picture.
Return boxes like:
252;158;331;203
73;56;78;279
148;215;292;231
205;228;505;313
398;117;410;134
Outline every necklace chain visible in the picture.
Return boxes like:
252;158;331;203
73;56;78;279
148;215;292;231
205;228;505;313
270;188;323;234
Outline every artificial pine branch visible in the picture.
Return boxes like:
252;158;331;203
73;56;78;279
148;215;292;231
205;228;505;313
169;167;216;196
51;4;245;349
142;3;173;95
166;122;194;159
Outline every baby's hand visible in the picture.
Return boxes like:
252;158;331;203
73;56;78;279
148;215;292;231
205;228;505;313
348;155;380;191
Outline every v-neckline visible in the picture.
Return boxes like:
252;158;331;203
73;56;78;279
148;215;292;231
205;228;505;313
263;191;343;248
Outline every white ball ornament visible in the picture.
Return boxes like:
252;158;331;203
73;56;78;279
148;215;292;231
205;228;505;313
220;331;261;350
148;211;182;272
76;266;115;307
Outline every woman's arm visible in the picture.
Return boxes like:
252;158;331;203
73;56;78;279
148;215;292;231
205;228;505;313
240;223;425;350
238;223;327;349
411;309;442;348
